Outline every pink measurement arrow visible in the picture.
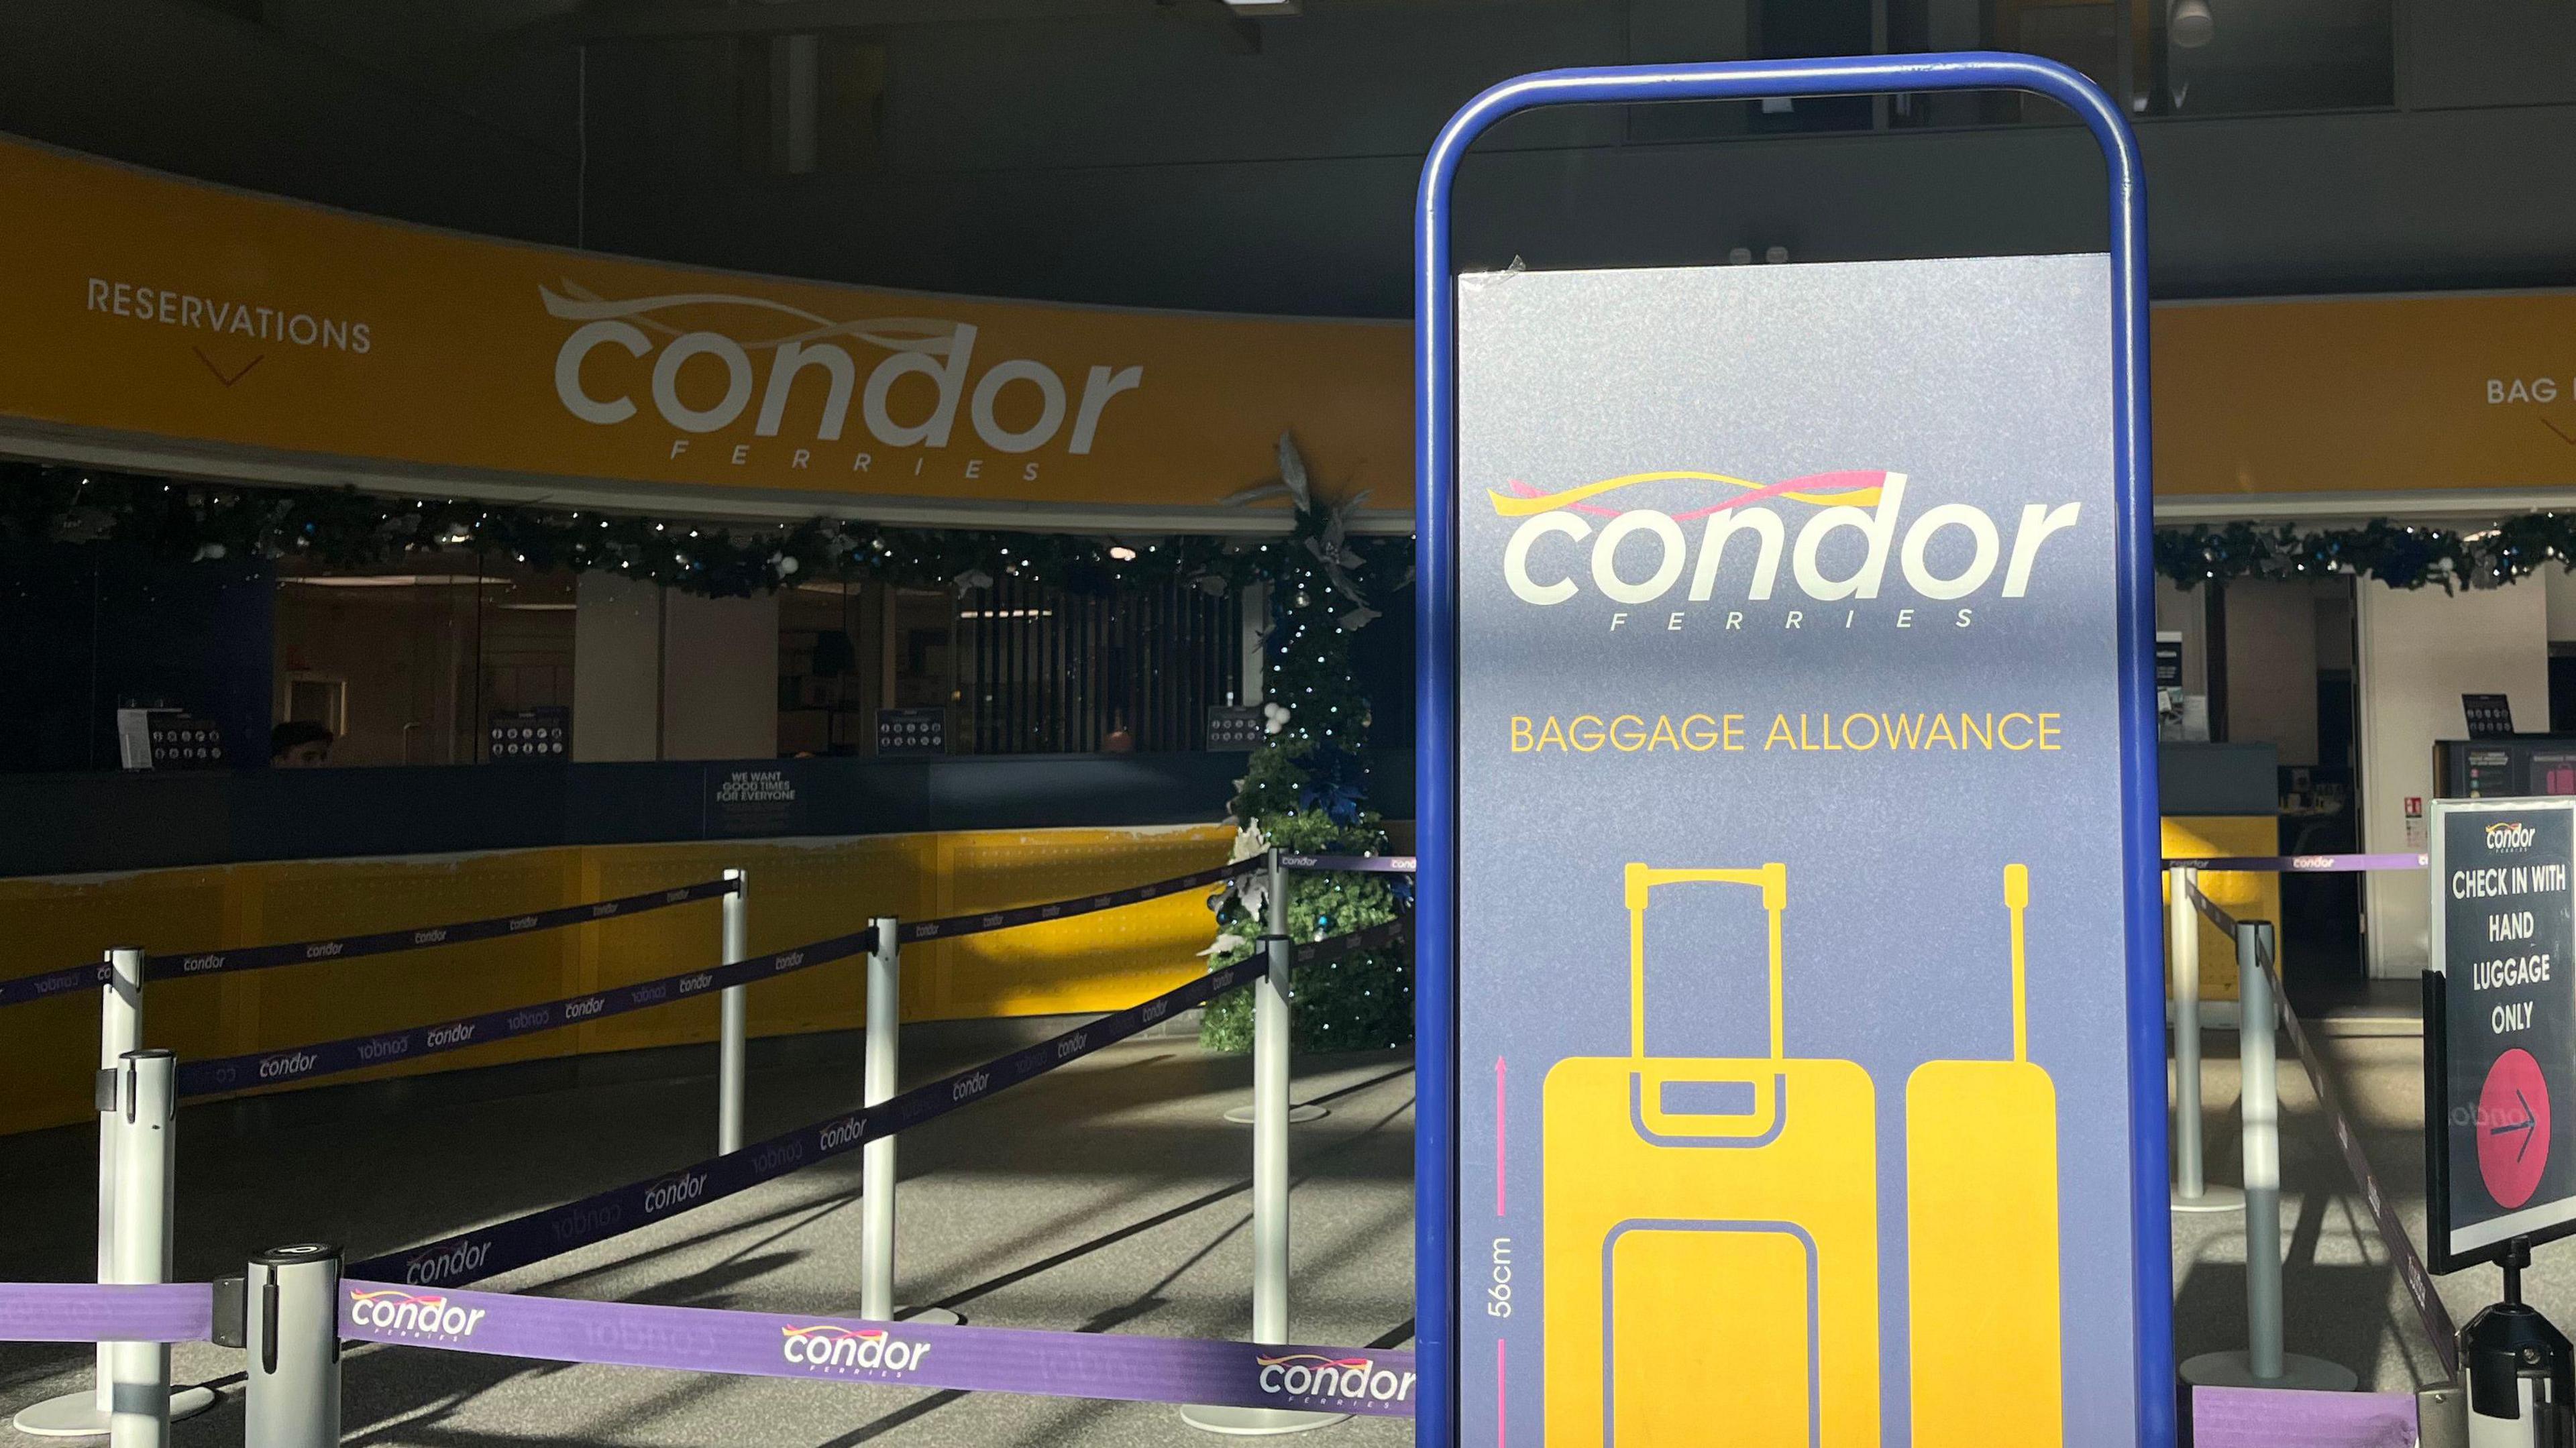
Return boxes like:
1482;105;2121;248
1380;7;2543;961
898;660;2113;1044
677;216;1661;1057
1495;1056;1508;1217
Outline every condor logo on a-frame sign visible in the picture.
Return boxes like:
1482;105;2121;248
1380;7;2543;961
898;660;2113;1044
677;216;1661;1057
1491;467;2084;621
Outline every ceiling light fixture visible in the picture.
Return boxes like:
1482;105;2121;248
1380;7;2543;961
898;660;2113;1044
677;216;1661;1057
2169;0;2215;48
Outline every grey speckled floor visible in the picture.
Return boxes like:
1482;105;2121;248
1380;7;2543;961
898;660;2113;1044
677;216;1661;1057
0;1009;2538;1445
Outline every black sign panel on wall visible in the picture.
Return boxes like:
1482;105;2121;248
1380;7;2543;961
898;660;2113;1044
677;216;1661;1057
876;707;947;756
489;706;570;763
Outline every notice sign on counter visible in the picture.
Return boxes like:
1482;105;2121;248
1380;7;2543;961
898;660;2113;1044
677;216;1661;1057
2429;797;2576;1270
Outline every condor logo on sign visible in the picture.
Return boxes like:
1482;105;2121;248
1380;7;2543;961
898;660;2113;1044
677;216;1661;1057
2489;821;2540;851
547;287;1145;480
1491;469;2084;630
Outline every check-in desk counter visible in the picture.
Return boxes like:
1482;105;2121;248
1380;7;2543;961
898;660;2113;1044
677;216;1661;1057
2434;737;2576;799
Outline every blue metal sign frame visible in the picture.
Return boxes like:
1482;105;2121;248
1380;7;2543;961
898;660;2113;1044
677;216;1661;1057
1412;53;2169;1448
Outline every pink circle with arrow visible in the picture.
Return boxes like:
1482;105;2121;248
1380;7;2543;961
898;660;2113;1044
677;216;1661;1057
2479;1048;2553;1210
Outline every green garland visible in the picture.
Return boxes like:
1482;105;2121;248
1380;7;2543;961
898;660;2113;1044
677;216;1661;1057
2155;514;2576;593
0;460;1409;600
26;456;2569;601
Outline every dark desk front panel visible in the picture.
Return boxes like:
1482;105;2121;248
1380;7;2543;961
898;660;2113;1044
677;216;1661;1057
0;753;1335;878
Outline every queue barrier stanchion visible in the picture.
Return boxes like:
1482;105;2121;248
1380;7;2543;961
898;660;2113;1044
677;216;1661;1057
1221;854;1409;1128
2177;875;2465;1417
861;916;897;1322
1223;854;1328;1129
2169;865;2243;1215
14;956;213;1440
1183;849;1348;1437
106;1052;175;1448
861;916;961;1327
2180;919;2357;1391
718;869;749;1156
245;1244;340;1448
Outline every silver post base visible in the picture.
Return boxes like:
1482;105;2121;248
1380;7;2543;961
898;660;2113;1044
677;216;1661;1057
2180;1349;2359;1392
2171;1183;2247;1214
1223;1103;1329;1125
900;1306;965;1326
13;1387;216;1438
1179;1404;1353;1436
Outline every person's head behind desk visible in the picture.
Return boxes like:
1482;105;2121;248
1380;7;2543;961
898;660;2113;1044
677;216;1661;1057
270;720;334;767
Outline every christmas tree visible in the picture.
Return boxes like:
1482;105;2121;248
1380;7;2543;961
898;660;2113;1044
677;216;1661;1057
1201;436;1413;1053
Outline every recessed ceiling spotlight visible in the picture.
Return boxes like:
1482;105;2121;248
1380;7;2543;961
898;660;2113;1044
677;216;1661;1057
1224;0;1299;13
2169;0;2215;48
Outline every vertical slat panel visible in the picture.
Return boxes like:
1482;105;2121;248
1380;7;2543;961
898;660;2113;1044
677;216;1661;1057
1161;584;1177;748
1155;584;1171;748
1183;585;1201;749
1048;584;1064;753
1110;590;1127;748
977;589;993;755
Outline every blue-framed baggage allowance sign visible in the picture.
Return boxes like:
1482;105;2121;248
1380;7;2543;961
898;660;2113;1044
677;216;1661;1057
1413;56;2171;1448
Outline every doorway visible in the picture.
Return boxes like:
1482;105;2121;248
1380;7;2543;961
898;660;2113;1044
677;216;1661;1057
2218;576;2365;985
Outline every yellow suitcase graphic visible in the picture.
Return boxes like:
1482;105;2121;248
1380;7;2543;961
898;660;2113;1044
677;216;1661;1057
1905;864;2063;1447
1543;862;1881;1447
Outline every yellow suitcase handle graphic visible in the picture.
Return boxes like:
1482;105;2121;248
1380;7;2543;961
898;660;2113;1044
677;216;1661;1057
1624;862;1789;1140
1906;864;2064;1447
